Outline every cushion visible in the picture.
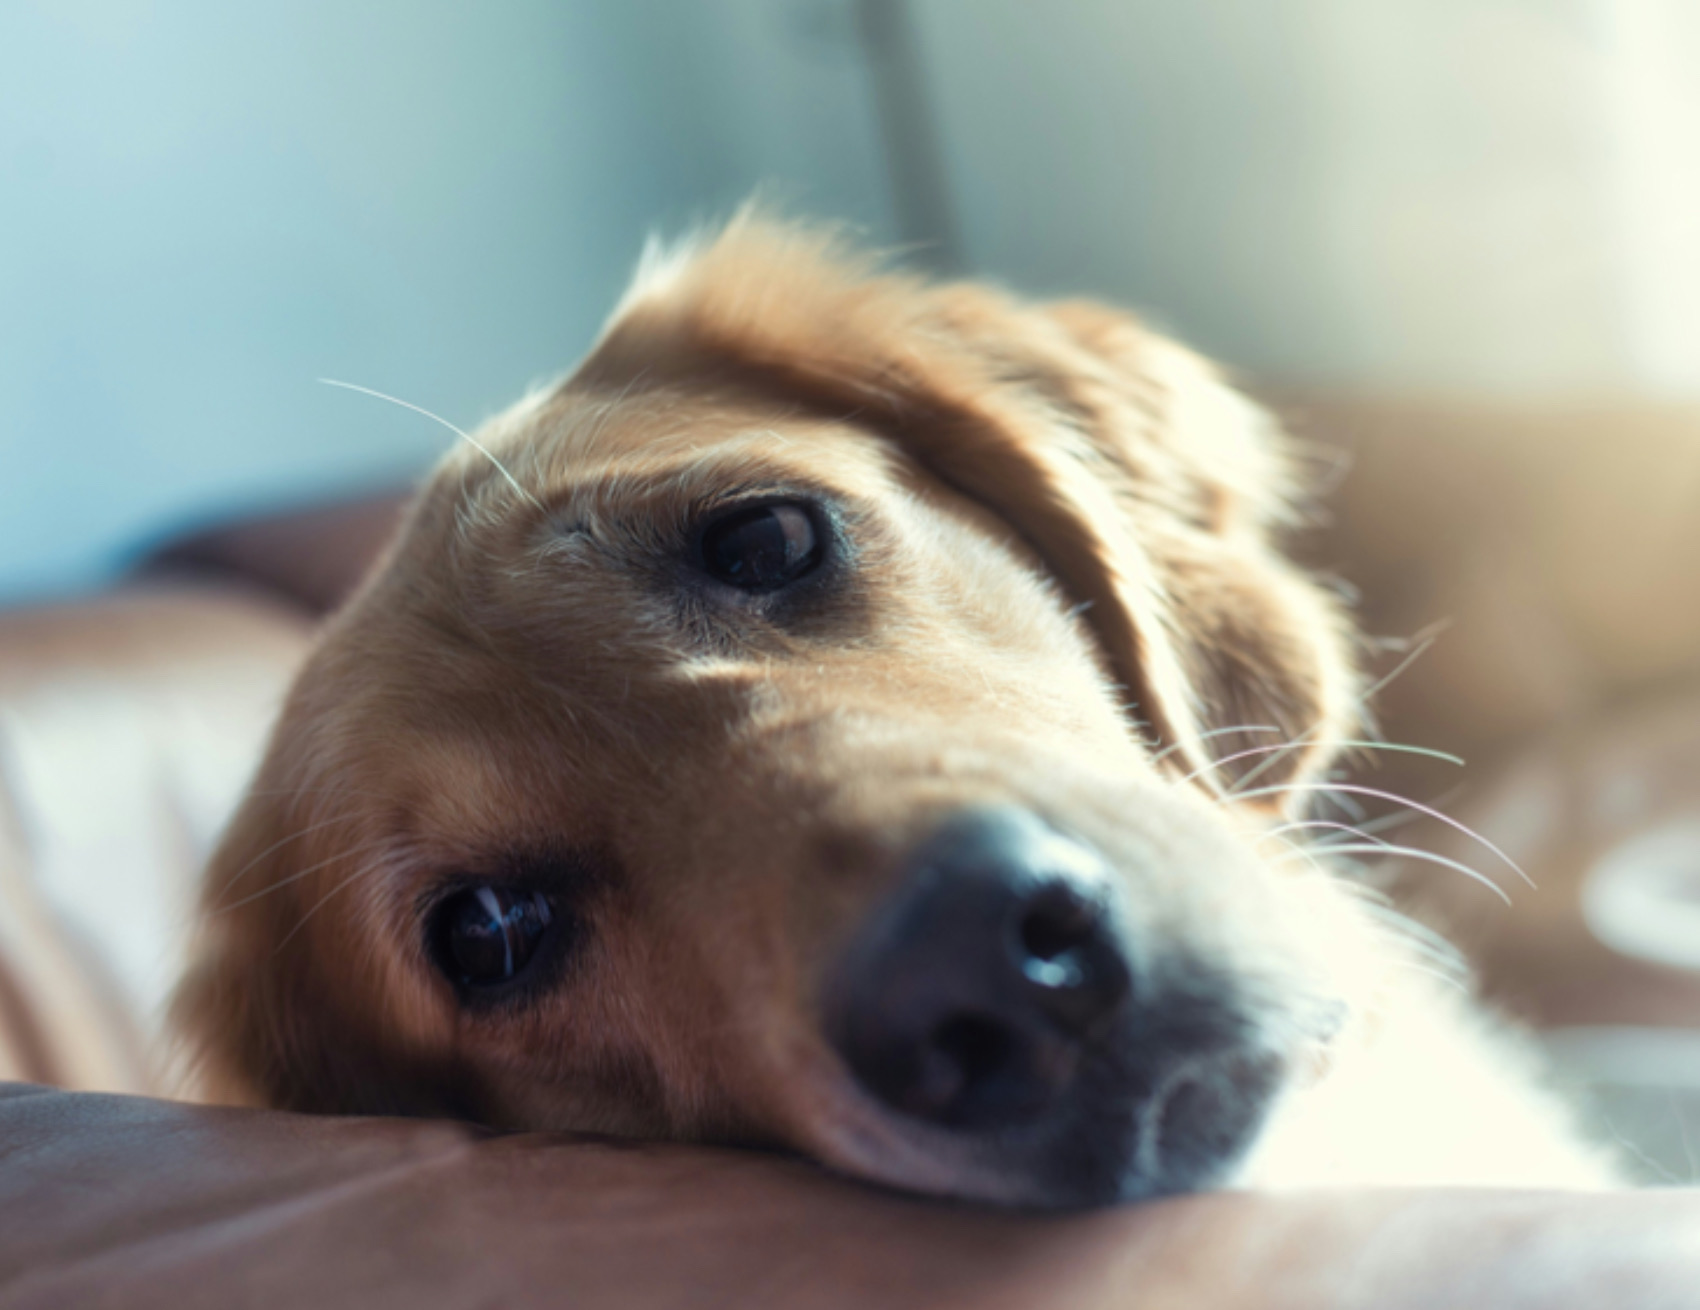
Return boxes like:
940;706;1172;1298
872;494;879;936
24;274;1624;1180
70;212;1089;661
0;586;312;1094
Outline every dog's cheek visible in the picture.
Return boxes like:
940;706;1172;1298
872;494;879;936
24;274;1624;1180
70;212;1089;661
1264;855;1401;1061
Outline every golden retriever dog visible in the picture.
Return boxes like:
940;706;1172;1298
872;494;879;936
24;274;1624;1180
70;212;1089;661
175;214;1609;1207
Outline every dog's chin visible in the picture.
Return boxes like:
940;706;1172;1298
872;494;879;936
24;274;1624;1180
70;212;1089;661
796;1042;1289;1211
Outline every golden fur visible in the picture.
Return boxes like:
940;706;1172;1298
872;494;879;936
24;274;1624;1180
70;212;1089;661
176;214;1607;1203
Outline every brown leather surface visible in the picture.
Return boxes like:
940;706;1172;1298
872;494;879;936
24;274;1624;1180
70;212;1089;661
2;1082;1697;1310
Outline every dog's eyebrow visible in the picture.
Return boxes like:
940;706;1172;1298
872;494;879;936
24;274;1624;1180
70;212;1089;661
534;443;853;534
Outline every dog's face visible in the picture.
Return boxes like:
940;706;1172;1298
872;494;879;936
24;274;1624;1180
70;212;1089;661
179;219;1387;1208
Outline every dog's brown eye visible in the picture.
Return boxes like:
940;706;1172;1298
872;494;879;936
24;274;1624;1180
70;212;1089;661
433;886;555;991
698;503;822;592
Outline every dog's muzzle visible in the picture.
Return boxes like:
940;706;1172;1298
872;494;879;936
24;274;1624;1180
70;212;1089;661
824;806;1290;1206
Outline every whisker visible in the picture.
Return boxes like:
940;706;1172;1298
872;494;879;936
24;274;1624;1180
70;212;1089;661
1358;907;1468;973
1672;1094;1698;1184
1603;1113;1685;1186
1338;740;1464;767
1213;625;1451;795
1267;818;1483;957
319;378;545;512
1231;781;1534;888
1258;830;1325;873
1276;840;1512;906
1360;623;1450;705
1185;739;1464;789
212;812;367;902
1260;818;1394;851
1265;826;1492;953
273;857;392;955
1327;788;1371;822
1150;724;1282;766
213;835;397;914
1309;789;1469;843
1219;728;1316;794
1260;826;1469;974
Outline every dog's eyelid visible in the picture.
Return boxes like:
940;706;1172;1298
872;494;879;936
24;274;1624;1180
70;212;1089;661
418;847;613;907
532;483;848;565
688;481;842;520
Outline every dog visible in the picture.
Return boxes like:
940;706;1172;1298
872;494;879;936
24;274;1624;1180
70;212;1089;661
175;213;1610;1208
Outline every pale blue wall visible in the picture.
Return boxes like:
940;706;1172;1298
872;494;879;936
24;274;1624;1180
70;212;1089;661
0;0;892;602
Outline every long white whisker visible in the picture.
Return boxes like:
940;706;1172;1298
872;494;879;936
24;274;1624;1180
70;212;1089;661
319;378;545;512
1301;786;1471;846
1260;823;1472;961
1212;627;1451;794
1327;876;1468;970
1231;781;1534;887
1259;831;1326;873
1185;739;1465;788
1603;1113;1685;1186
1327;789;1371;822
1364;913;1468;972
1150;724;1283;766
1260;818;1395;851
214;836;397;914
1221;727;1321;794
274;858;390;955
1276;840;1512;906
213;812;366;901
1360;624;1449;704
1310;793;1465;842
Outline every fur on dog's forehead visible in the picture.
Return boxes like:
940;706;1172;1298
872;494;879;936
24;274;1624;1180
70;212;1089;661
363;395;1139;808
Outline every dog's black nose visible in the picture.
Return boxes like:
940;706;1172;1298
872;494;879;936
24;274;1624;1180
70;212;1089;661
827;807;1133;1129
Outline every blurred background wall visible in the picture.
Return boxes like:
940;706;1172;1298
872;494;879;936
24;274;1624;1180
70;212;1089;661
4;0;1700;601
913;0;1700;393
0;0;892;601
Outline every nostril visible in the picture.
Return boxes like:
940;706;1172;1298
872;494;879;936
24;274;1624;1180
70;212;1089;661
1017;883;1100;962
905;1012;1071;1127
1011;882;1131;1034
887;1013;1025;1126
920;1015;1012;1114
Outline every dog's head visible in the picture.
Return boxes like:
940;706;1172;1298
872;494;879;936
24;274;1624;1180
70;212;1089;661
177;216;1386;1207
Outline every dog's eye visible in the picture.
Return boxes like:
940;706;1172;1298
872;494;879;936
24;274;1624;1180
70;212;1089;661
698;502;822;592
431;886;556;991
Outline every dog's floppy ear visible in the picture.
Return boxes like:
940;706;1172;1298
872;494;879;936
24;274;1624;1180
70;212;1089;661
578;216;1358;795
1033;299;1362;792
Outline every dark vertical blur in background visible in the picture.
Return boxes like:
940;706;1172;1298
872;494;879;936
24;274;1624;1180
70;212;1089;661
4;0;1698;600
